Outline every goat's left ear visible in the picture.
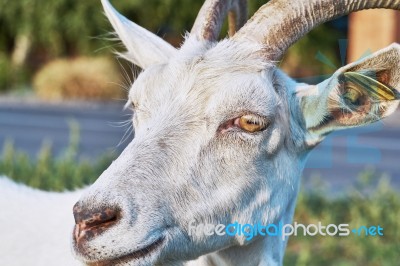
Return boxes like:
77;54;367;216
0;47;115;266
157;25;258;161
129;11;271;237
297;43;400;144
101;0;176;69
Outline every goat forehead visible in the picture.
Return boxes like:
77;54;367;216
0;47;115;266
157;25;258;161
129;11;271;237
130;49;277;116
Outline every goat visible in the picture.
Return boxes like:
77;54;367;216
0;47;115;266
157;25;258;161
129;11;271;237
71;0;400;265
4;0;398;265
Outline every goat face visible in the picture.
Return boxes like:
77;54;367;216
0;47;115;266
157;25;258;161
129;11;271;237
73;40;300;265
72;1;400;265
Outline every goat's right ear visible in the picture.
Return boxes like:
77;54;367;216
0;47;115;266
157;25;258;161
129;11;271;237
101;0;176;69
297;43;400;146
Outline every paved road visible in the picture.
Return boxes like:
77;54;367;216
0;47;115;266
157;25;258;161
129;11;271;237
0;99;131;160
1;99;399;190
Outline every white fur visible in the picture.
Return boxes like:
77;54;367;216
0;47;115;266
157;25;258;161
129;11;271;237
0;176;83;266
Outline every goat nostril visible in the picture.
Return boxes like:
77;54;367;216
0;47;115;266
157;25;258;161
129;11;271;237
73;205;119;242
83;208;118;228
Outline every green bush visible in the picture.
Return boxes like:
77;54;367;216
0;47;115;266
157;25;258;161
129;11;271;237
285;172;400;266
0;54;11;91
0;0;346;93
33;57;125;101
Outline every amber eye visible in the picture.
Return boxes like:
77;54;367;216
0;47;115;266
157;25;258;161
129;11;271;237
235;114;268;133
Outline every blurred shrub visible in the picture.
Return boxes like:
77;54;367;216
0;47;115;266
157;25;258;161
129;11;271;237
285;172;400;266
281;24;344;79
33;57;125;101
0;0;347;92
0;53;31;92
0;54;11;91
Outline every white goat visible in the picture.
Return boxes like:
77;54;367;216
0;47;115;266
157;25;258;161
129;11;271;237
2;0;400;266
70;0;400;265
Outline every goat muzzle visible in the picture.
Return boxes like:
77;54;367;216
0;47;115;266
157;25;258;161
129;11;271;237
73;204;119;245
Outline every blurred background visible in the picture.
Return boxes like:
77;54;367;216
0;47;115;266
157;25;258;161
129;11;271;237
0;1;399;265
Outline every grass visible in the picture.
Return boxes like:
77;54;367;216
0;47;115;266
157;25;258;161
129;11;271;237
0;130;398;265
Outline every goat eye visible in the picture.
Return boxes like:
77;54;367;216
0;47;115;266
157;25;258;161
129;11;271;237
235;114;268;133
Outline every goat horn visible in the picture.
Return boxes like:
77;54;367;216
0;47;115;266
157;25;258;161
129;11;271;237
234;0;400;60
191;0;247;41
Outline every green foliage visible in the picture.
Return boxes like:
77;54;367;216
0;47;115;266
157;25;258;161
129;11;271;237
0;120;116;191
0;0;107;57
0;0;346;92
0;0;111;91
285;172;400;266
0;54;11;91
281;24;344;78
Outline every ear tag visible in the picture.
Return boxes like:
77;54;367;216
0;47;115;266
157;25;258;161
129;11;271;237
343;72;395;101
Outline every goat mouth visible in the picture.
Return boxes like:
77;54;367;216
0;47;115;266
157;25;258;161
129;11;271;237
86;237;164;266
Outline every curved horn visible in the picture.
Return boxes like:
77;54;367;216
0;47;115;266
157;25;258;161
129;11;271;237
191;0;247;41
234;0;400;60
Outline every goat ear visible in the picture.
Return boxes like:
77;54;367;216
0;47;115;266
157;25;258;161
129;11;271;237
298;43;400;144
101;0;176;69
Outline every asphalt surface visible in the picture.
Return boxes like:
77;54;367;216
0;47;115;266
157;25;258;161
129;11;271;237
0;99;131;160
1;99;399;191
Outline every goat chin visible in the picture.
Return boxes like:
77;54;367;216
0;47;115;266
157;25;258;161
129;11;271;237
0;176;83;266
